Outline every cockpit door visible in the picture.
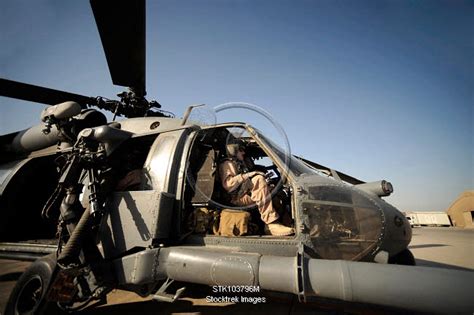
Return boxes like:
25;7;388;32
99;130;188;258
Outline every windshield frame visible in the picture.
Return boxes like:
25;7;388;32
250;127;318;177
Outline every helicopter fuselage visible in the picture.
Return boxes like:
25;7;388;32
2;115;473;315
0;115;411;262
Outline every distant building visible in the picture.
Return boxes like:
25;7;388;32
447;191;474;228
403;211;451;227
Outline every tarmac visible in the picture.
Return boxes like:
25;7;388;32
0;227;473;315
408;227;474;270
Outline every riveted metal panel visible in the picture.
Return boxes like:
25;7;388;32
99;190;158;258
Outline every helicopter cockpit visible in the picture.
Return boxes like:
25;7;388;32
183;125;294;237
181;123;389;259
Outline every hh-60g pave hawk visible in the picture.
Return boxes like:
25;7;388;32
0;1;472;314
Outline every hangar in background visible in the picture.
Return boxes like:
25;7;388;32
447;191;474;228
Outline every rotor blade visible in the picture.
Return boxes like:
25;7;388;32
0;78;94;107
90;0;146;96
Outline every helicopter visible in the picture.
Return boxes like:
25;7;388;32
0;1;472;314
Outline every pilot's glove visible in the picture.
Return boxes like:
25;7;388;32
243;171;266;180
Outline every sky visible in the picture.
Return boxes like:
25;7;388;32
0;0;472;211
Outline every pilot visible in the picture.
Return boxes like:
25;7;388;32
218;141;294;236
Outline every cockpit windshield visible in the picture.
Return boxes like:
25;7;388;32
253;129;317;177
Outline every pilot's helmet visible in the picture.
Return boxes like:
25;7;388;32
226;139;246;157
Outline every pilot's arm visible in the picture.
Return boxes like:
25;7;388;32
219;160;246;193
219;160;264;193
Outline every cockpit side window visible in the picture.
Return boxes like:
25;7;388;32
108;135;155;191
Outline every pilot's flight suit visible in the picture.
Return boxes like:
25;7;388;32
219;159;279;224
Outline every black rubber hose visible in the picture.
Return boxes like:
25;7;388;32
57;207;92;265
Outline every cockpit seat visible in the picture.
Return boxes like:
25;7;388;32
190;146;218;207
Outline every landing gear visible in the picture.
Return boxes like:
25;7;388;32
4;254;62;315
389;249;416;266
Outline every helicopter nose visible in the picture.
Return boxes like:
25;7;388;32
378;201;412;257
